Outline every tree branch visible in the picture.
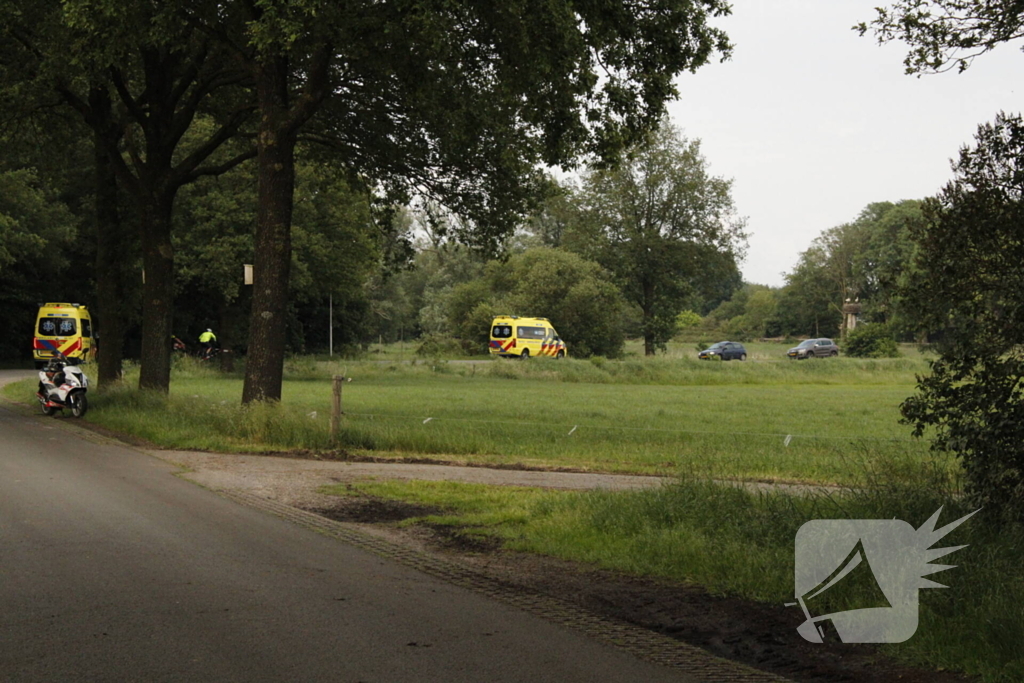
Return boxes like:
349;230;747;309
185;148;257;182
283;43;333;136
172;106;255;186
109;66;146;123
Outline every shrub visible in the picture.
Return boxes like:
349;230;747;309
415;334;476;358
844;323;900;358
675;310;702;331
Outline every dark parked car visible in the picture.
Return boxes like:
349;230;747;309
787;338;839;359
698;341;747;361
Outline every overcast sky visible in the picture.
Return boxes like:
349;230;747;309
666;0;1024;287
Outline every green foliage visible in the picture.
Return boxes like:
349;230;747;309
0;168;76;273
293;0;736;251
570;123;746;354
457;248;627;358
446;280;501;348
290;165;380;305
852;201;926;336
858;1;1024;75
504;248;627;358
775;201;926;339
172;154;384;351
675;310;702;331
705;285;780;340
415;334;476;359
403;236;489;340
516;175;582;250
900;113;1024;525
0;167;79;360
844;323;900;358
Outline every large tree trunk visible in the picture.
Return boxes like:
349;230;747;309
243;55;296;404
137;194;175;392
92;135;130;387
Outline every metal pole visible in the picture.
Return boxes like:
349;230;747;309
329;294;333;357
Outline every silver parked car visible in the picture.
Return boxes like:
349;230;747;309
787;338;839;359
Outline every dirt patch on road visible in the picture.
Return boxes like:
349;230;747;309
310;490;442;524
310;492;502;553
303;494;975;683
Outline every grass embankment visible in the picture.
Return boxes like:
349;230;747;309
322;475;1022;682
3;352;945;485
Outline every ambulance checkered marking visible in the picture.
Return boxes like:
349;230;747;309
490;339;516;353
33;337;82;356
539;339;565;356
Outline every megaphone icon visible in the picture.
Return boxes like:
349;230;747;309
795;538;892;642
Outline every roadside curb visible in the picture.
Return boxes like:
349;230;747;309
222;489;791;683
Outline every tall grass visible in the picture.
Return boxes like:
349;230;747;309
475;354;925;385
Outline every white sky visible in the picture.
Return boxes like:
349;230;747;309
667;0;1024;287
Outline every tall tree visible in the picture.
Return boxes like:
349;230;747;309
173;151;383;356
574;123;746;355
900;113;1024;524
775;244;842;337
228;3;331;403
1;0;256;391
852;200;925;334
774;202;925;339
785;220;867;338
0;11;129;382
189;0;734;401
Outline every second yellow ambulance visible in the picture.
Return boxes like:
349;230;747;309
488;316;567;359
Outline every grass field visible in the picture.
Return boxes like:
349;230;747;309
3;348;949;485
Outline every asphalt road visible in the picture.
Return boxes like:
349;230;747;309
0;371;697;682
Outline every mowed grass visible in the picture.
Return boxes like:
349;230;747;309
2;349;947;485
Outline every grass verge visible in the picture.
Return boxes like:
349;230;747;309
322;469;1022;682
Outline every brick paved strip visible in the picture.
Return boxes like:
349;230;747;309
222;490;791;683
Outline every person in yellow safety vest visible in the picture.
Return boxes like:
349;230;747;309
198;329;217;358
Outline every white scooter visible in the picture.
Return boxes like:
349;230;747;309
36;354;89;418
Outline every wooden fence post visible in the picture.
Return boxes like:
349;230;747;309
330;374;343;441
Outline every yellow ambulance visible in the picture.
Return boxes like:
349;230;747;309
33;303;94;368
489;316;567;359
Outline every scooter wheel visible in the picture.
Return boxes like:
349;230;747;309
69;393;88;418
41;402;55;416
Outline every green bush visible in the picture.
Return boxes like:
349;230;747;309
447;248;627;358
845;323;900;358
415;333;477;358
